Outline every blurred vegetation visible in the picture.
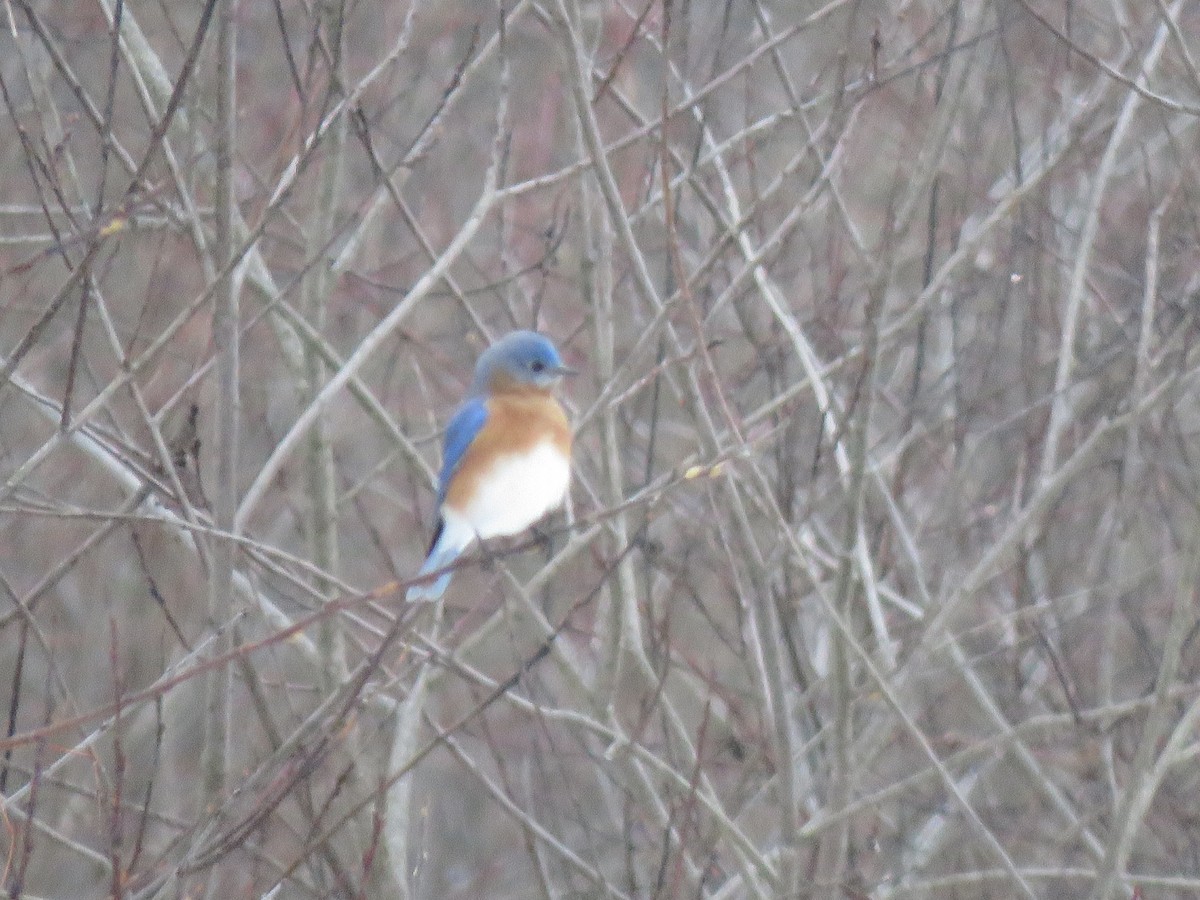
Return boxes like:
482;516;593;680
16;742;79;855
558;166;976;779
1;0;1199;897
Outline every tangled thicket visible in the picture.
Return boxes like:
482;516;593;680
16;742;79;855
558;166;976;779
1;1;1199;897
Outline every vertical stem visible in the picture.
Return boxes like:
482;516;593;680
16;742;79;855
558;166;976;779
580;170;628;700
305;0;348;690
202;0;238;837
814;282;884;896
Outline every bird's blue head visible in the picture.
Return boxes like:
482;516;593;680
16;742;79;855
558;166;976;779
471;330;573;394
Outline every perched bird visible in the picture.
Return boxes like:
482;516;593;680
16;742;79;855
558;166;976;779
407;331;574;601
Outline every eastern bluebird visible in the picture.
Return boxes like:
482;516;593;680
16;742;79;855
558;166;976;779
407;331;574;601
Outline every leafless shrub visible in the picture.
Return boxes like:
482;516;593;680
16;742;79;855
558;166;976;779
1;0;1199;897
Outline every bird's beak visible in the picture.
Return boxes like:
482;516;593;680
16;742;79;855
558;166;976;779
553;364;578;378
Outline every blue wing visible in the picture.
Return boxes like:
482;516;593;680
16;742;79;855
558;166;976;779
437;397;488;503
408;399;488;601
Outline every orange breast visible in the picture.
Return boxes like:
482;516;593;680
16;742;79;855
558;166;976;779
443;389;571;513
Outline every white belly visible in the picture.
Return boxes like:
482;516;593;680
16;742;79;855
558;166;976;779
460;442;570;539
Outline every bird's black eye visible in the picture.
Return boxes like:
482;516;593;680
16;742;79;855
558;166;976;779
531;359;546;373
